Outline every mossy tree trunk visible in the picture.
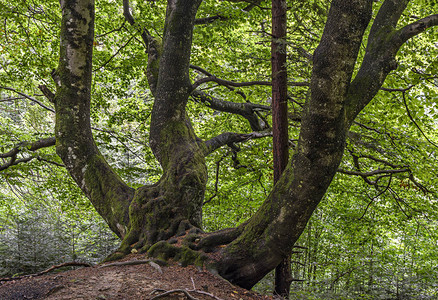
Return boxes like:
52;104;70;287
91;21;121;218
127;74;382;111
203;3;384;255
53;0;438;290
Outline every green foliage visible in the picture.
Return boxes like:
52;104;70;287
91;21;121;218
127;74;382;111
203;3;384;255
1;0;438;297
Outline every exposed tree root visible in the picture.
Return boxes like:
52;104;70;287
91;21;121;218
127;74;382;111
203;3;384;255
196;227;242;250
99;258;166;274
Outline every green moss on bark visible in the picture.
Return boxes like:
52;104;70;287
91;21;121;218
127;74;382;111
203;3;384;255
147;241;207;267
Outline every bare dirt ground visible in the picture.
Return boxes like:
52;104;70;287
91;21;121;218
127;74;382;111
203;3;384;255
0;254;276;300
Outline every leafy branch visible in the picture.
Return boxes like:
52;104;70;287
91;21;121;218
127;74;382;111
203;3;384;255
0;137;57;171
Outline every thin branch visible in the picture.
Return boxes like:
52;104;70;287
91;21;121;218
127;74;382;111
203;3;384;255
37;157;65;168
150;289;199;300
337;168;410;177
99;259;153;268
190;64;213;77
193;76;271;90
122;0;152;47
0;156;35;171
193;76;308;90
402;91;438;149
93;33;137;72
0;86;55;112
0;96;26;102
203;152;228;205
388;188;411;219
96;20;127;38
357;153;405;169
408;173;432;194
358;174;393;220
380;84;414;92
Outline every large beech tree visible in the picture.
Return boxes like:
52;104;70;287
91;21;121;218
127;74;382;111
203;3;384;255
1;0;437;290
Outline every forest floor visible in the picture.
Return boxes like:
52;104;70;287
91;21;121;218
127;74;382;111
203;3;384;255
0;254;277;300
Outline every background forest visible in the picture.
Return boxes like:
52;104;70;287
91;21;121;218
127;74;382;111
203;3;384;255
1;0;437;299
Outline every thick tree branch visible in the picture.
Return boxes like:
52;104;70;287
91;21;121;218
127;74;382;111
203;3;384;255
0;137;56;171
191;90;270;131
392;14;438;48
195;15;227;25
346;3;437;122
0;262;91;282
216;0;374;288
204;131;271;156
0;137;56;159
122;0;162;95
38;84;56;104
368;0;409;43
149;0;203;166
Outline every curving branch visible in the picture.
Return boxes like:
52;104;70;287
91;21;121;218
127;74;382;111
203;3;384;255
340;149;432;195
367;0;409;43
358;174;393;221
346;2;438;122
0;86;55;112
93;33;137;72
204;131;271;156
122;0;152;47
392;14;438;49
225;0;265;11
401;91;438;149
190;64;213;77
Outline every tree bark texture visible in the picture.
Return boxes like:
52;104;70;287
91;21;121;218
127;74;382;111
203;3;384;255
271;0;291;297
214;0;374;289
51;0;438;290
54;0;134;239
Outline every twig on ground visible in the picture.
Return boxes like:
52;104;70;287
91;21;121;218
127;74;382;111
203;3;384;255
150;287;225;300
0;262;92;282
98;259;152;268
150;288;199;300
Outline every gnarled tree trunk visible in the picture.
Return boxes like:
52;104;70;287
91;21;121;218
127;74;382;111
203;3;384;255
52;0;438;291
